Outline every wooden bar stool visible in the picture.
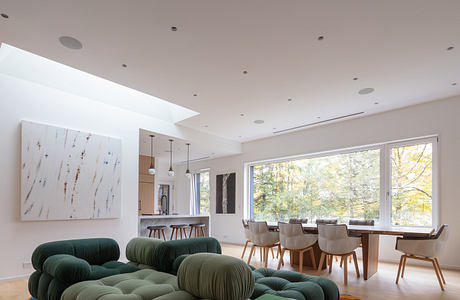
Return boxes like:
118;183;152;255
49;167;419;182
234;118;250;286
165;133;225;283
170;224;189;240
147;225;167;241
188;223;207;238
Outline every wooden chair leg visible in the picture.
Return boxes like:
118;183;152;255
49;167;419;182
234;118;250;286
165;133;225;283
277;248;286;270
309;247;317;269
401;255;407;278
270;247;275;259
161;229;166;241
328;255;333;274
170;228;175;240
431;258;445;291
260;247;263;261
299;250;304;273
175;228;178;240
241;240;250;259
343;254;348;285
349;256;352;263
263;247;269;268
434;258;446;284
201;227;206;236
396;255;404;284
188;227;193;238
247;245;256;264
317;252;326;275
335;256;338;262
277;244;281;259
340;256;343;268
352;251;360;278
148;229;153;238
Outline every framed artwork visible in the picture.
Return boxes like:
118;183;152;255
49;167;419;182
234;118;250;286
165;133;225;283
21;120;122;221
216;172;236;214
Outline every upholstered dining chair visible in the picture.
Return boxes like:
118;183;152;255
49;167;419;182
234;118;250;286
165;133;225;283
277;222;317;273
317;224;361;285
316;219;338;225
395;224;449;291
339;219;375;266
241;219;253;259
247;221;281;268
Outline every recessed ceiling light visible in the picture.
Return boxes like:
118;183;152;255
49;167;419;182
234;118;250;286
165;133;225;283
1;13;9;19
171;26;178;31
193;94;198;97
287;98;292;102
122;64;127;68
238;136;242;138
273;127;276;130
243;70;248;74
452;82;457;86
317;116;321;119
447;46;454;51
358;88;375;95
254;120;264;124
374;102;379;105
353;77;358;81
59;36;83;50
317;36;324;41
240;113;244;116
204;125;208;128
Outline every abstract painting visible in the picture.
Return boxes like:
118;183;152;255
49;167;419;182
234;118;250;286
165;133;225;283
216;172;236;214
21;121;121;221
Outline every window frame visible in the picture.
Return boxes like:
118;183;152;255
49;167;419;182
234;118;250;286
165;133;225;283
245;136;438;228
193;169;210;216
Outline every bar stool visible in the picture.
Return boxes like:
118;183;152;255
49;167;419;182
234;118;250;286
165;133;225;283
170;224;189;240
147;225;167;241
188;223;207;238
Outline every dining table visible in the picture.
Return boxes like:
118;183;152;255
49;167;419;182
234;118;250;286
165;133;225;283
264;222;435;280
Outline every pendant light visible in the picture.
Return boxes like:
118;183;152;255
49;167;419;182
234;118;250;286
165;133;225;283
168;139;175;177
185;143;191;178
148;135;156;175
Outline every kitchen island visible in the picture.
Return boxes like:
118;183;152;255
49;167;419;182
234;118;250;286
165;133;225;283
138;215;210;239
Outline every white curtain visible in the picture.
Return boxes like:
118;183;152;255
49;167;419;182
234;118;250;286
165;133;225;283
189;174;197;215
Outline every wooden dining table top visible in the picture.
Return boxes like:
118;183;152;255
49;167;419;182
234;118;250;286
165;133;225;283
260;221;435;237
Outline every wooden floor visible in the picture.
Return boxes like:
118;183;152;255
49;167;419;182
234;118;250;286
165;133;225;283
2;242;459;300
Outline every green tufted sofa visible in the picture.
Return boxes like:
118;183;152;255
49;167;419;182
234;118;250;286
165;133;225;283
29;237;222;300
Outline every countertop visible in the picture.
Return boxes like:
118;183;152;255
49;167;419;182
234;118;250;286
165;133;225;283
139;214;210;220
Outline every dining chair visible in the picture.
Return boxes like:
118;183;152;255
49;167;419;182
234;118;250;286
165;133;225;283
247;221;281;268
316;219;338;225
277;222;317;273
340;219;375;266
289;218;309;224
241;219;253;259
317;224;361;285
395;224;449;291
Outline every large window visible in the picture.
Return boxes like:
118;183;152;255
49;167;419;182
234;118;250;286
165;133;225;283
248;137;437;227
193;171;210;215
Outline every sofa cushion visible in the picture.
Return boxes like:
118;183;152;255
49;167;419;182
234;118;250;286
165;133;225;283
152;237;222;274
32;238;120;271
177;253;254;300
252;268;339;300
61;269;179;300
126;237;164;268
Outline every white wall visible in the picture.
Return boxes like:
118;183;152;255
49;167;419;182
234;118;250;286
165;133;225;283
0;73;200;280
177;96;460;269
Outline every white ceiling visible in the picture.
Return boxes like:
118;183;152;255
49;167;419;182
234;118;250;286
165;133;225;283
1;0;460;142
139;129;212;164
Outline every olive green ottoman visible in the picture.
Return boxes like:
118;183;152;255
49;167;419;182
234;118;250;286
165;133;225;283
251;268;340;300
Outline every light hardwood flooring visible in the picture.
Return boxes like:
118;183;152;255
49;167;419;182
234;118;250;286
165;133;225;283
1;242;459;300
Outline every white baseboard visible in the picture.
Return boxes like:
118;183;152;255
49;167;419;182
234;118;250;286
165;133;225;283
0;273;30;283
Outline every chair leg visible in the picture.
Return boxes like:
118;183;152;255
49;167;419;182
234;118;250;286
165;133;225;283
161;229;166;241
201;227;206;236
260;247;263;262
148;229;153;238
396;255;404;284
277;248;286;270
349;256;352;263
175;228;178;240
299;250;304;273
247;245;256;264
431;258;445;291
401;255;407;278
264;247;269;268
188;227;193;238
352;251;360;278
335;256;338;262
241;240;250;259
340;256;343;268
328;255;333;274
309;247;317;269
343;254;348;285
434;258;446;284
317;252;326;275
277;244;281;258
170;228;175;240
270;247;275;259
